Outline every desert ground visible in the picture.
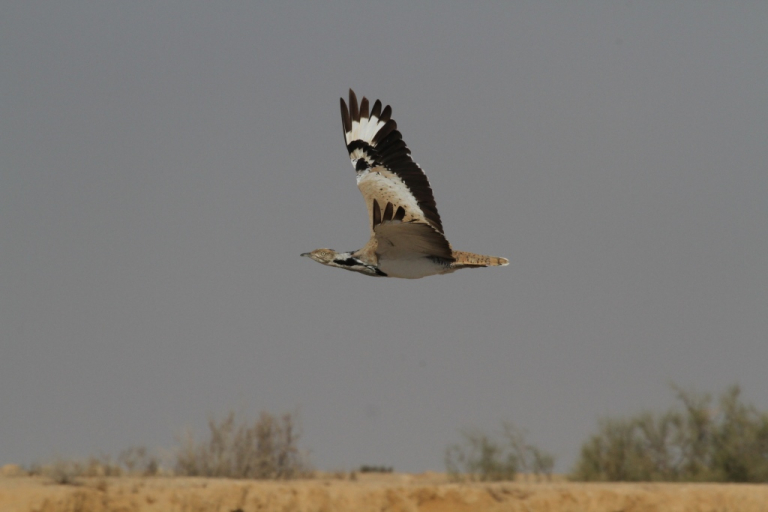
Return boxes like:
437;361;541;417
1;469;768;512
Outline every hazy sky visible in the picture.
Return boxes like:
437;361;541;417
2;2;767;473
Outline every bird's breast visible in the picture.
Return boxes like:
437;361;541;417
377;256;450;279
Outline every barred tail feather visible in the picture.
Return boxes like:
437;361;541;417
450;250;509;269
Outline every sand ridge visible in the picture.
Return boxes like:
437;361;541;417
1;472;767;512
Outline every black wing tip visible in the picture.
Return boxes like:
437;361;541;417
371;99;382;119
380;105;392;123
340;97;351;134
349;89;359;123
343;89;372;131
344;89;392;125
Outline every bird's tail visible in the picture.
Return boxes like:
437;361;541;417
450;250;509;269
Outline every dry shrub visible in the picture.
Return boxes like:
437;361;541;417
572;384;768;482
118;446;160;476
84;454;123;477
41;454;124;484
36;449;163;484
445;422;554;482
174;410;310;479
45;458;84;485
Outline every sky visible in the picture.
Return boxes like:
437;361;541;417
1;2;767;473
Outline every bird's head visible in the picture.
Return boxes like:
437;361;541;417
301;248;338;265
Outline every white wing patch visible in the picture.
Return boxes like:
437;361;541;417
347;117;386;146
355;167;369;185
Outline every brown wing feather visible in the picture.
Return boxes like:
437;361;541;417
372;199;381;230
374;221;454;261
383;202;393;222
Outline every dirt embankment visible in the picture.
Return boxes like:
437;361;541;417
1;472;767;512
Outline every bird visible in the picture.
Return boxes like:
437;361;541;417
301;89;509;279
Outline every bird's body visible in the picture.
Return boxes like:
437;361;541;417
302;90;508;279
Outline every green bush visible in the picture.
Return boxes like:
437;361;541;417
445;422;554;482
572;385;768;482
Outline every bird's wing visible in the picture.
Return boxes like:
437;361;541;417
340;89;445;237
366;198;453;261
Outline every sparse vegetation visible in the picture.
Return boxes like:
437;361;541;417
30;410;309;484
38;453;126;485
118;446;160;476
45;457;85;485
445;422;554;482
174;410;310;479
572;385;768;482
19;387;768;488
34;449;159;484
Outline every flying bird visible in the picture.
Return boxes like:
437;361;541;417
302;89;508;279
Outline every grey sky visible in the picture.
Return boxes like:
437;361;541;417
1;2;767;472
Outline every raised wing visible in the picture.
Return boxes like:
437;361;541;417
340;89;444;235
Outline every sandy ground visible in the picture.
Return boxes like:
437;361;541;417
1;471;767;512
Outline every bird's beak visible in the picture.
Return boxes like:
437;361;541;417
300;252;311;258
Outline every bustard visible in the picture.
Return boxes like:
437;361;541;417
302;90;508;279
